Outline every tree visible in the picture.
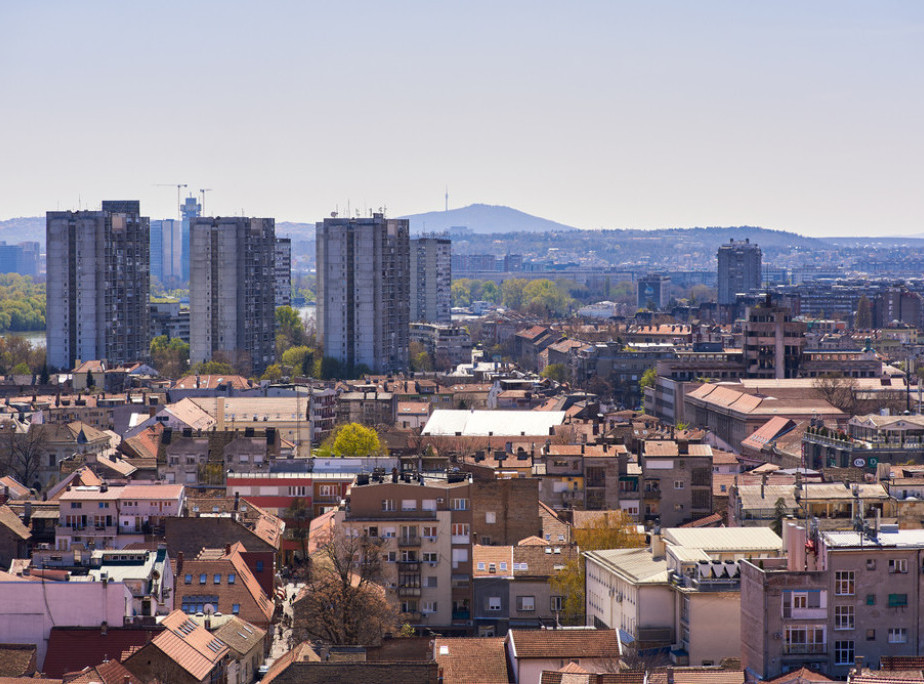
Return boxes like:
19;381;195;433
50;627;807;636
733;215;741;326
318;356;343;380
190;360;235;376
276;305;310;358
640;367;657;389
281;345;314;375
85;370;95;390
260;363;284;381
549;511;644;625
409;341;433;372
0;421;48;491
324;423;385;457
501;278;529;310
284;497;313;561
149;335;190;379
855;295;873;330
812;373;860;414
541;363;568;383
292;530;398;646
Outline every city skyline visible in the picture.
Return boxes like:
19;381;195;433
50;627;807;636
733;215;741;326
2;2;922;237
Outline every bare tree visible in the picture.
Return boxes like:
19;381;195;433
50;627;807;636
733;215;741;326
0;420;48;490
292;530;399;646
812;373;860;414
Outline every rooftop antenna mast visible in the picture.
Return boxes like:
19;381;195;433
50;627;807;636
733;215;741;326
199;188;213;214
445;186;449;212
154;183;188;220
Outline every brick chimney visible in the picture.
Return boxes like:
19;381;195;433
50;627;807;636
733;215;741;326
177;551;183;575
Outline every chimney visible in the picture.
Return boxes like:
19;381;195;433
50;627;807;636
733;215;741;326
225;544;232;556
234;492;240;511
177;551;184;575
761;473;768;499
205;614;211;631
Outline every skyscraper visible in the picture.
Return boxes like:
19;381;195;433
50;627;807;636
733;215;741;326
46;201;150;370
180;195;201;284
316;213;410;374
410;235;451;324
636;273;671;311
150;218;183;287
717;238;762;305
189;216;276;375
274;237;292;308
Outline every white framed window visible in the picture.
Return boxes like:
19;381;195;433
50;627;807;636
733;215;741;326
422;601;438;614
421;499;437;511
422;526;437;538
792;592;808;609
550;596;564;611
485;511;496;524
423;552;438;563
425;576;438;587
451;498;469;510
452;548;468;568
517;595;535;611
487;596;502;611
381;499;396;512
674;480;685;490
889;628;908;643
452;523;470;537
834;640;854;665
835;571;854;596
889;559;908;574
477;562;485;571
401;499;417;511
834;605;854;630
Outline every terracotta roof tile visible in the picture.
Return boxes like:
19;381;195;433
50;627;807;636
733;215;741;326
0;643;35;677
0;505;30;540
150;610;229;680
43;627;160;678
509;629;620;659
434;637;509;684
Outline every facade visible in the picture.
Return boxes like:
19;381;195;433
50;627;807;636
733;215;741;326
641;441;713;527
409;322;473;370
410;235;452;323
0;241;40;277
717;238;762;306
637;273;671;311
180;195;201;284
46;201;151;370
275;236;292;308
316;213;410;374
189;216;277;375
741;523;924;680
742;304;806;379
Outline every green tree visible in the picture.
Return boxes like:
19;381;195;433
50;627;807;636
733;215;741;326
480;281;500;303
281;345;314;374
550;511;644;624
317;356;343;380
276;305;310;358
149;335;190;379
541;363;568;383
409;341;433;372
190;360;235;376
640;366;657;389
501;278;529;310
261;363;284;381
451;279;475;307
856;295;873;330
324;423;385;457
85;370;95;390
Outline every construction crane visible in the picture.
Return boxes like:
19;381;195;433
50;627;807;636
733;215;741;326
199;188;213;215
154;183;187;219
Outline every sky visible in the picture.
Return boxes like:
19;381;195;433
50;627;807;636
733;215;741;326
1;1;923;236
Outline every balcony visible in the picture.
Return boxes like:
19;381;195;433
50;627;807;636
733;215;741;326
451;609;470;620
644;489;662;500
398;536;421;547
397;560;422;569
398;586;422;597
784;644;826;655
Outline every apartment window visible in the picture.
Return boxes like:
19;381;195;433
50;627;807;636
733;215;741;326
485;511;496;524
866;559;876;571
452;523;470;537
232;604;240;615
199;574;207;584
401;499;417;511
889;628;908;643
71;502;81;509
228;574;236;584
784;626;825;655
517;596;536;612
451;498;469;511
213;574;221;584
792;593;808;609
425;576;438;588
500;562;507;571
487;597;502;611
422;552;438;563
422;526;437;538
834;605;854;630
401;600;418;614
255;561;264;572
452;548;468;568
674;480;685;490
387;551;397;562
866;594;876;606
889;559;908;574
421;499;437;511
835;571;854;596
477;562;485;571
834;640;854;666
550;596;564;612
381;499;396;512
184;574;192;584
367;526;379;537
422;601;438;614
888;593;908;608
866;629;876;641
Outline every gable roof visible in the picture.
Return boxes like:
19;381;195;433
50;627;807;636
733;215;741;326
212;616;266;656
0;476;29;500
0;505;30;541
508;629;620;659
433;637;509;684
0;643;35;678
64;660;143;684
173;374;253;391
43;627;161;678
149;610;229;681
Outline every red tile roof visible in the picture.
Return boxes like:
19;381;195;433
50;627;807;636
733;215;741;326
43;627;161;678
150;610;230;681
508;629;620;659
433;637;509;684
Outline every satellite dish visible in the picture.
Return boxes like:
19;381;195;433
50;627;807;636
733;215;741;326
204;604;215;615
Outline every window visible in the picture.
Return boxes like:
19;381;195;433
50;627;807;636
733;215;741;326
485;511;496;524
550;596;564;612
401;600;418;614
834;640;854;665
451;498;469;511
367;526;379;537
517;596;536;612
199;574;207;584
866;594;876;606
387;551;397;562
422;552;438;563
500;562;507;571
401;499;417;511
425;576;438;588
866;629;876;641
381;499;396;512
784;626;825;655
792;593;808;609
835;571;854;596
232;604;240;615
452;523;470;537
422;526;437;538
889;628;908;643
889;559;908;574
184;574;192;585
452;548;468;568
421;499;437;511
487;596;502;611
888;593;908;607
422;601;438;614
255;561;264;572
477;562;485;571
213;574;221;584
834;605;854;630
674;480;685;490
866;559;876;570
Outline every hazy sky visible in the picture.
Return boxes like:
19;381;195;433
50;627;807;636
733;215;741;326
2;2;922;236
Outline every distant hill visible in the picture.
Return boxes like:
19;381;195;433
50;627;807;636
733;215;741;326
0;217;45;245
400;203;578;235
275;222;315;242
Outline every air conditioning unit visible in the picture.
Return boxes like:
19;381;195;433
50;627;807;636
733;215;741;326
437;498;444;504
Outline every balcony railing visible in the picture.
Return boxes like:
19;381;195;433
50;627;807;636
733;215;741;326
451;609;470;620
784;643;826;655
398;536;421;547
644;489;662;500
398;586;422;597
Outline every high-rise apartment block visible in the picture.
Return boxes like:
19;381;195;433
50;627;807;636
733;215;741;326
717;238;762;305
150;218;183;286
46;201;150;370
636;273;671;311
189;217;276;375
180;195;201;284
274;237;291;308
0;241;40;278
410;235;451;324
316;213;410;374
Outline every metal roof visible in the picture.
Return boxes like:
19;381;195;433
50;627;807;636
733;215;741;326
663;527;782;552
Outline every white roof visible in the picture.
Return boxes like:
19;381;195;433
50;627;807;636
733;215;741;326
422;409;566;437
663;527;782;552
824;529;924;548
